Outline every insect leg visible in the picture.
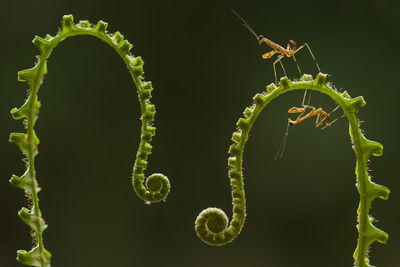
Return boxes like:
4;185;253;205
261;49;279;83
319;105;342;124
314;112;324;128
262;49;278;59
312;108;331;129
288;106;307;125
273;54;286;83
294;43;320;73
294;43;320;106
292;54;302;76
329;113;346;125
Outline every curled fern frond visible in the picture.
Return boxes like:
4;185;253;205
11;14;170;266
195;73;389;266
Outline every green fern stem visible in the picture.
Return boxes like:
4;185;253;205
10;15;170;266
195;73;389;267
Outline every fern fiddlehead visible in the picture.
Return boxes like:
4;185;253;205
195;73;389;267
10;15;170;266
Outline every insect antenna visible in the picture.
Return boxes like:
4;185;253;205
230;9;259;40
274;122;290;160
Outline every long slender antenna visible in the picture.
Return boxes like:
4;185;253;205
230;9;259;40
274;123;290;160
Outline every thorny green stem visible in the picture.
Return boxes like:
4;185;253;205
195;73;389;267
10;15;170;266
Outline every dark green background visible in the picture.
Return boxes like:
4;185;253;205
1;0;399;266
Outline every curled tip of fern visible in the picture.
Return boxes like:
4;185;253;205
195;207;234;246
147;173;170;194
137;173;170;203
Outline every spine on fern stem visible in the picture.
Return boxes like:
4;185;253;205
10;14;170;267
195;74;389;267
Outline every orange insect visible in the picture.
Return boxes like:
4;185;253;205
231;9;321;105
231;9;320;81
274;105;343;159
288;105;331;129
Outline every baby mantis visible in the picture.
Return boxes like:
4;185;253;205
288;105;331;129
274;104;344;159
231;9;320;106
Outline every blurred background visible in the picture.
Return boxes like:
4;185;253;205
1;0;399;266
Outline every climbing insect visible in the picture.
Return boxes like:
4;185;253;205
288;105;331;129
231;9;320;106
275;104;344;159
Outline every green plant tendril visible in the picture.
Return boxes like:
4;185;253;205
195;73;389;267
10;15;170;266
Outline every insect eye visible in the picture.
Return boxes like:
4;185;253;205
288;121;294;126
258;35;263;40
